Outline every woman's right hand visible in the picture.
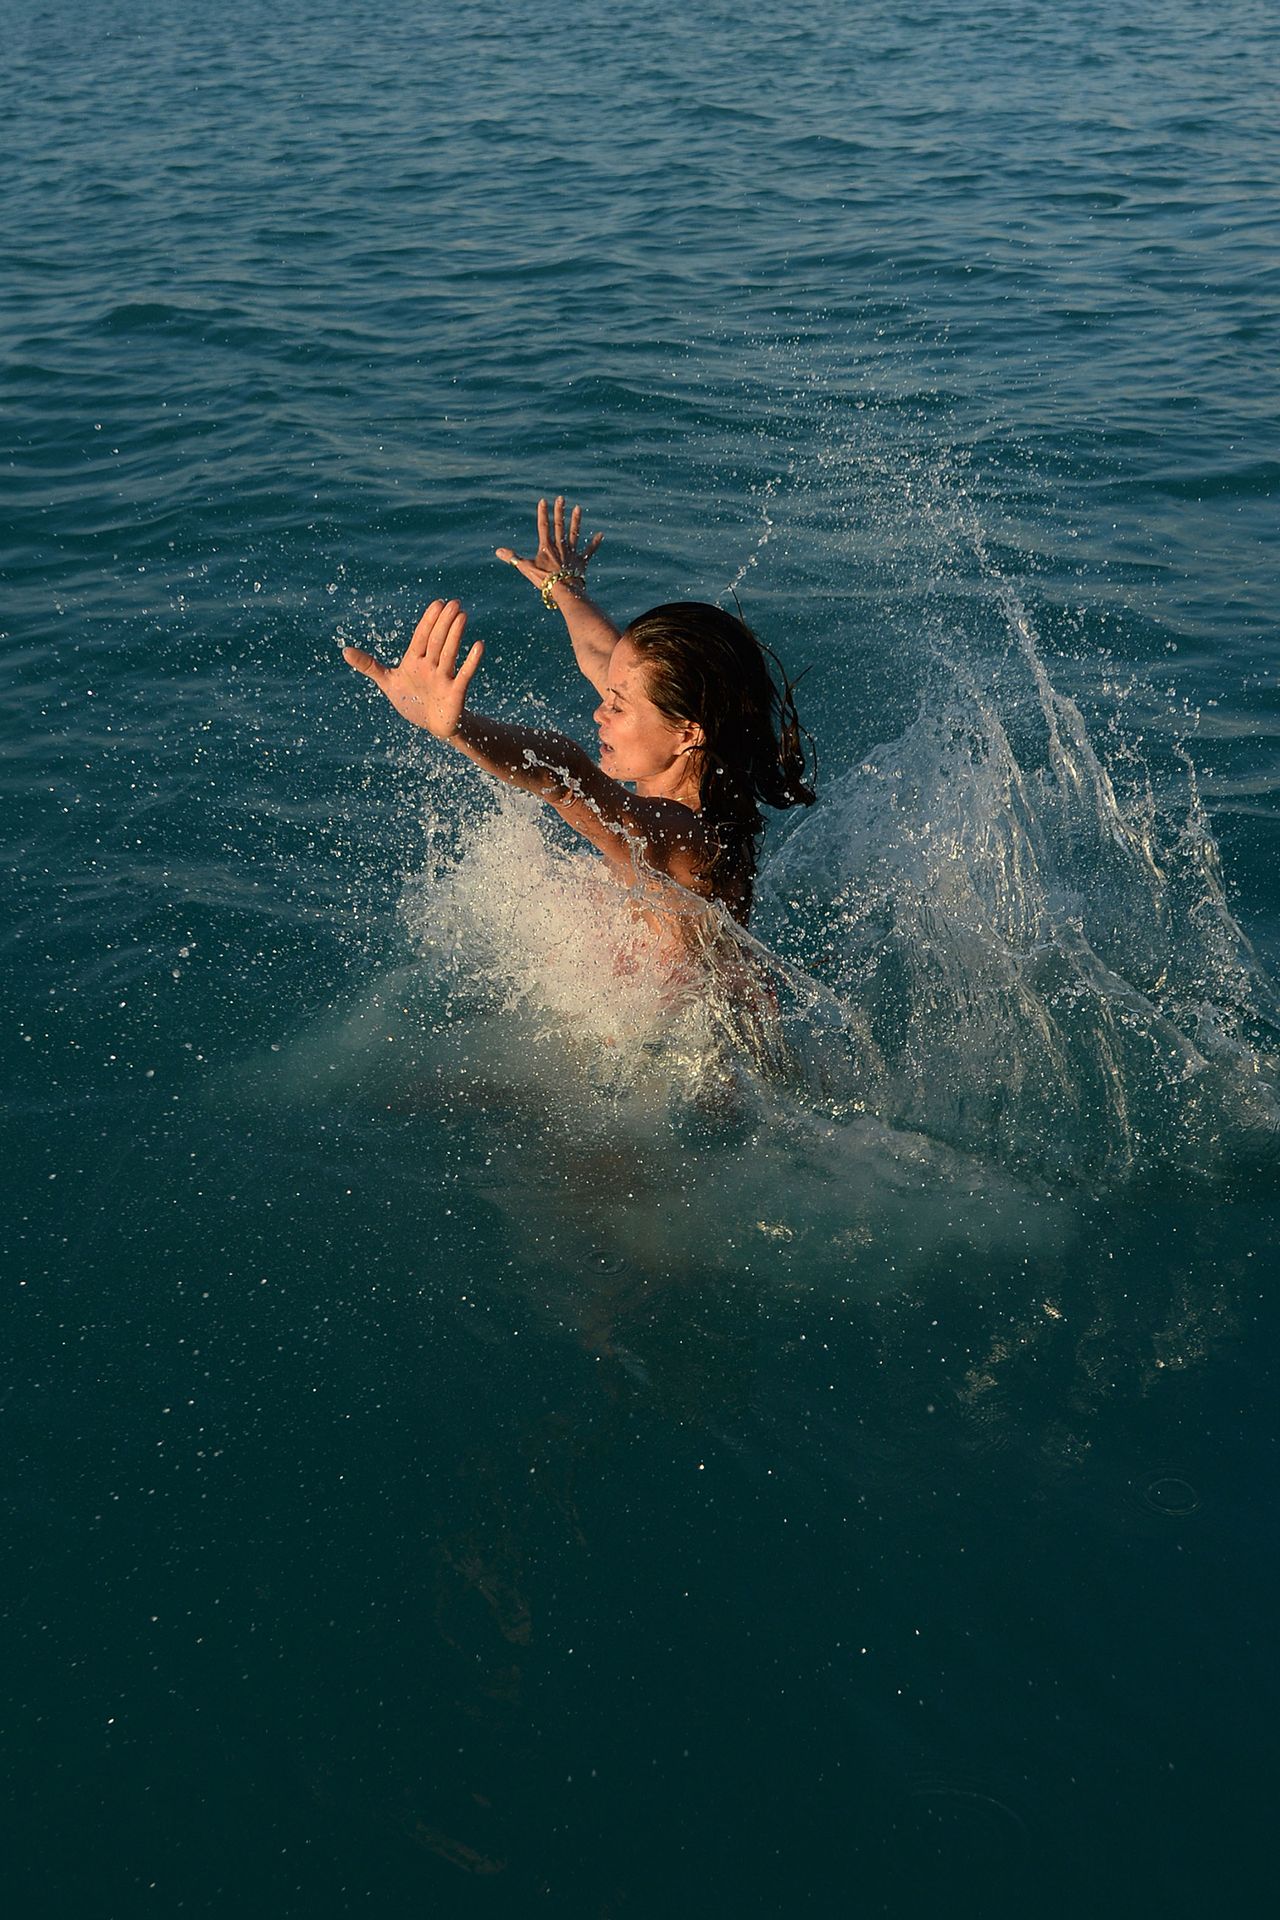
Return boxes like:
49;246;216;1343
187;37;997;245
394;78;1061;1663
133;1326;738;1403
343;598;484;739
496;495;603;596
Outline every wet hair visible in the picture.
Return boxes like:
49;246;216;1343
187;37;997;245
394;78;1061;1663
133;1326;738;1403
621;601;816;921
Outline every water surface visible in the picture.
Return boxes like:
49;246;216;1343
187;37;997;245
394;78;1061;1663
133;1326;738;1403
3;1;1278;1912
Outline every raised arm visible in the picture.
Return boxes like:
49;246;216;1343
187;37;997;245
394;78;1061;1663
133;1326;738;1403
496;495;620;695
343;599;709;893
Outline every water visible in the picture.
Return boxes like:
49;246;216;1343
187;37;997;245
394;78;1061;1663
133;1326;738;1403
3;0;1278;1912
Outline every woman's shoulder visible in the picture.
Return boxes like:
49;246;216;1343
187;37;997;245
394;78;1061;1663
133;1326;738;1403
621;791;715;891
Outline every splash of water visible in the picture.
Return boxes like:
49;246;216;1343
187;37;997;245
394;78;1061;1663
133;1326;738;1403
755;459;1280;1186
399;792;761;1122
723;475;779;602
388;437;1278;1193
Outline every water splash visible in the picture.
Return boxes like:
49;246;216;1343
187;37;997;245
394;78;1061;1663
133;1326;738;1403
239;436;1277;1439
388;774;1071;1294
385;424;1280;1194
723;474;779;602
403;796;682;1049
755;446;1280;1186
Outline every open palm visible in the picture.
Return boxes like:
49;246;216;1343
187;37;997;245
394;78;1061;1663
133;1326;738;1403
496;495;602;593
343;598;484;738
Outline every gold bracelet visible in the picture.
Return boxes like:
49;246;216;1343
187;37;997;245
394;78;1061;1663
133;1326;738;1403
540;566;586;610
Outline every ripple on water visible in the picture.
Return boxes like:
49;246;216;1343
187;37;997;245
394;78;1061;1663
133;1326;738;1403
893;1772;1033;1884
1135;1471;1203;1520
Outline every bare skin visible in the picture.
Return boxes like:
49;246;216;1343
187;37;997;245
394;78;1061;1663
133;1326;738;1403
343;595;714;902
496;495;619;695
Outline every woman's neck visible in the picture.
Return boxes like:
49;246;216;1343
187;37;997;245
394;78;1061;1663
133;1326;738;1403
632;759;702;810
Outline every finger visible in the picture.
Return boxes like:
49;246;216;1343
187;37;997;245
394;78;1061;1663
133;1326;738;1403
408;598;446;659
440;605;468;674
343;646;389;686
568;503;582;548
425;599;462;669
554;495;566;548
537;497;551;555
584;531;604;560
456;638;484;691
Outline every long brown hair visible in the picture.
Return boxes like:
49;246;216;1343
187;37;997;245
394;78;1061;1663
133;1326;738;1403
622;601;816;921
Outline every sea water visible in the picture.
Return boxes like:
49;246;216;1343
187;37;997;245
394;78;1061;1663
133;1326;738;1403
3;1;1278;1913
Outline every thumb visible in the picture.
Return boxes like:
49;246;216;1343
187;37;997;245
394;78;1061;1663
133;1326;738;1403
343;645;389;685
495;549;544;586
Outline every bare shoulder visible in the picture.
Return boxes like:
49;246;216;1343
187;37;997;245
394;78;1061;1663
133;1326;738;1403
625;791;714;891
546;759;713;894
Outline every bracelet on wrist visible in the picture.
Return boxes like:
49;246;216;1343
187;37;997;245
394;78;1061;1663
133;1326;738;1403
540;566;586;610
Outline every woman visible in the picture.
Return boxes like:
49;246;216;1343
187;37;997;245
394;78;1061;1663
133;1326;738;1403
343;497;815;946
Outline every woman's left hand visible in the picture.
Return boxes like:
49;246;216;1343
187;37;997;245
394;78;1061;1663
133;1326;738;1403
343;599;484;738
496;495;603;595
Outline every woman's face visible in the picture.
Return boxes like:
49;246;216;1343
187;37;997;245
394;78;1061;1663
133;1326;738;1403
594;637;701;793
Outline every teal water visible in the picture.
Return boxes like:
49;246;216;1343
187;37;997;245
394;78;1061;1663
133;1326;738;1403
4;0;1278;1912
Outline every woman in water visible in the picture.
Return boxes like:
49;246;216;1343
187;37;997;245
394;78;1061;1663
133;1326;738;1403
343;497;814;945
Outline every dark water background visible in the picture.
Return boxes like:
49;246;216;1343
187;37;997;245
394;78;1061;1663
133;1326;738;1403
3;1;1278;1912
